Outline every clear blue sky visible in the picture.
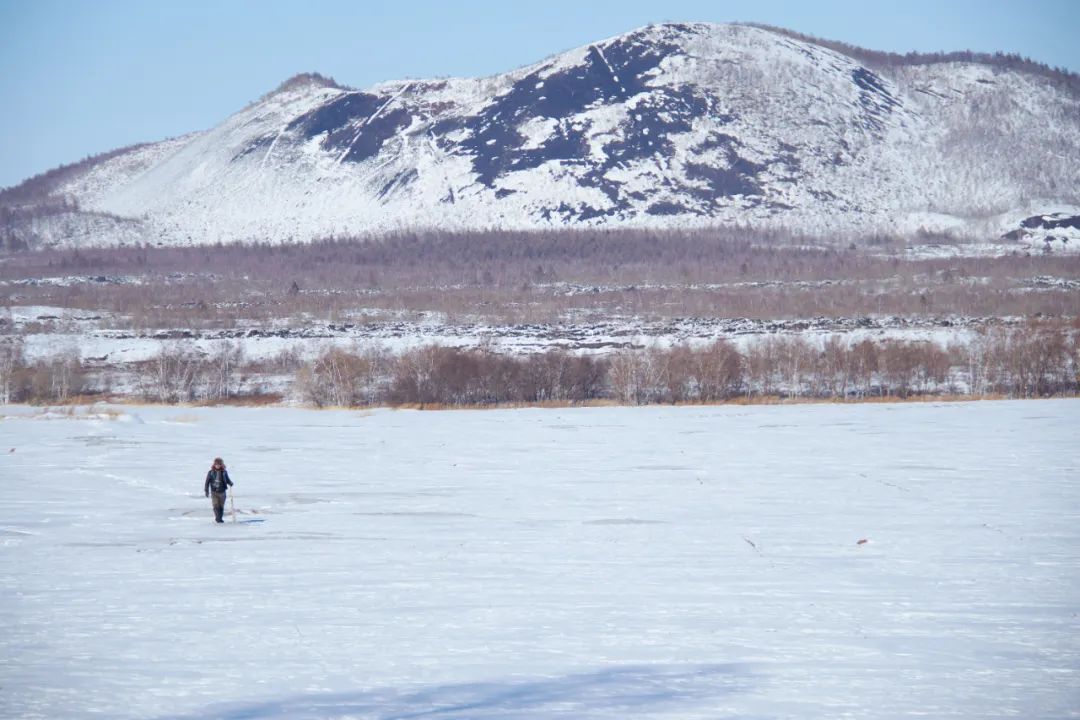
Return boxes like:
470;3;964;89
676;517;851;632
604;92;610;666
1;0;1077;189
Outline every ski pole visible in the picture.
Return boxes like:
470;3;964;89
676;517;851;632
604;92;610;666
230;491;236;523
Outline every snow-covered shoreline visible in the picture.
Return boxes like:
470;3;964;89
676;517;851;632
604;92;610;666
10;310;1000;364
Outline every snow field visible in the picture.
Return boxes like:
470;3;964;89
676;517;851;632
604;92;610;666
1;400;1078;719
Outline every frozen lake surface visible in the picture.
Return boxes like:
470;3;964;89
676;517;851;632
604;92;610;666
2;400;1078;719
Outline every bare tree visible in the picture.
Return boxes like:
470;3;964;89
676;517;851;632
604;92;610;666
848;340;879;398
297;345;388;407
135;344;203;404
609;347;667;405
0;338;25;404
202;341;245;400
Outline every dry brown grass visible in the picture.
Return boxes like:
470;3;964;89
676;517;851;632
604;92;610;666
18;391;1060;413
381;393;1040;411
193;393;284;407
387;399;619;411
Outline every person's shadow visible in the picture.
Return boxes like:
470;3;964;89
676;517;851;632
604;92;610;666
160;664;750;719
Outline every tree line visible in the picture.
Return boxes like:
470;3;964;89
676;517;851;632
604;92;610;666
4;322;1074;406
296;324;1074;407
4;231;1079;326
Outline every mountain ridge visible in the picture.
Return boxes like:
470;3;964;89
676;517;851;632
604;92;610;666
744;23;1080;94
3;22;1078;251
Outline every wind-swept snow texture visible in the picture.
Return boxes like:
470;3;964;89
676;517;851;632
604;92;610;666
4;22;1079;248
1;400;1078;719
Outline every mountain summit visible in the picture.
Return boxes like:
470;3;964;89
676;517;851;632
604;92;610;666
3;22;1078;249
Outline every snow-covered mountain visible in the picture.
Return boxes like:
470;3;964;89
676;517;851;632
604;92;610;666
3;22;1079;249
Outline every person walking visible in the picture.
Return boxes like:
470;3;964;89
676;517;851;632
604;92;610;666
204;457;234;523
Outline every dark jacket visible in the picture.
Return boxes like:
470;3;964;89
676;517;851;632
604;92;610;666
205;468;233;495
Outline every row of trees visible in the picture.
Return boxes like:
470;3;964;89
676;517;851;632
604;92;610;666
5;231;1079;327
0;344;84;404
3;324;1075;406
296;345;609;407
294;324;1078;407
0;340;248;405
130;342;247;404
